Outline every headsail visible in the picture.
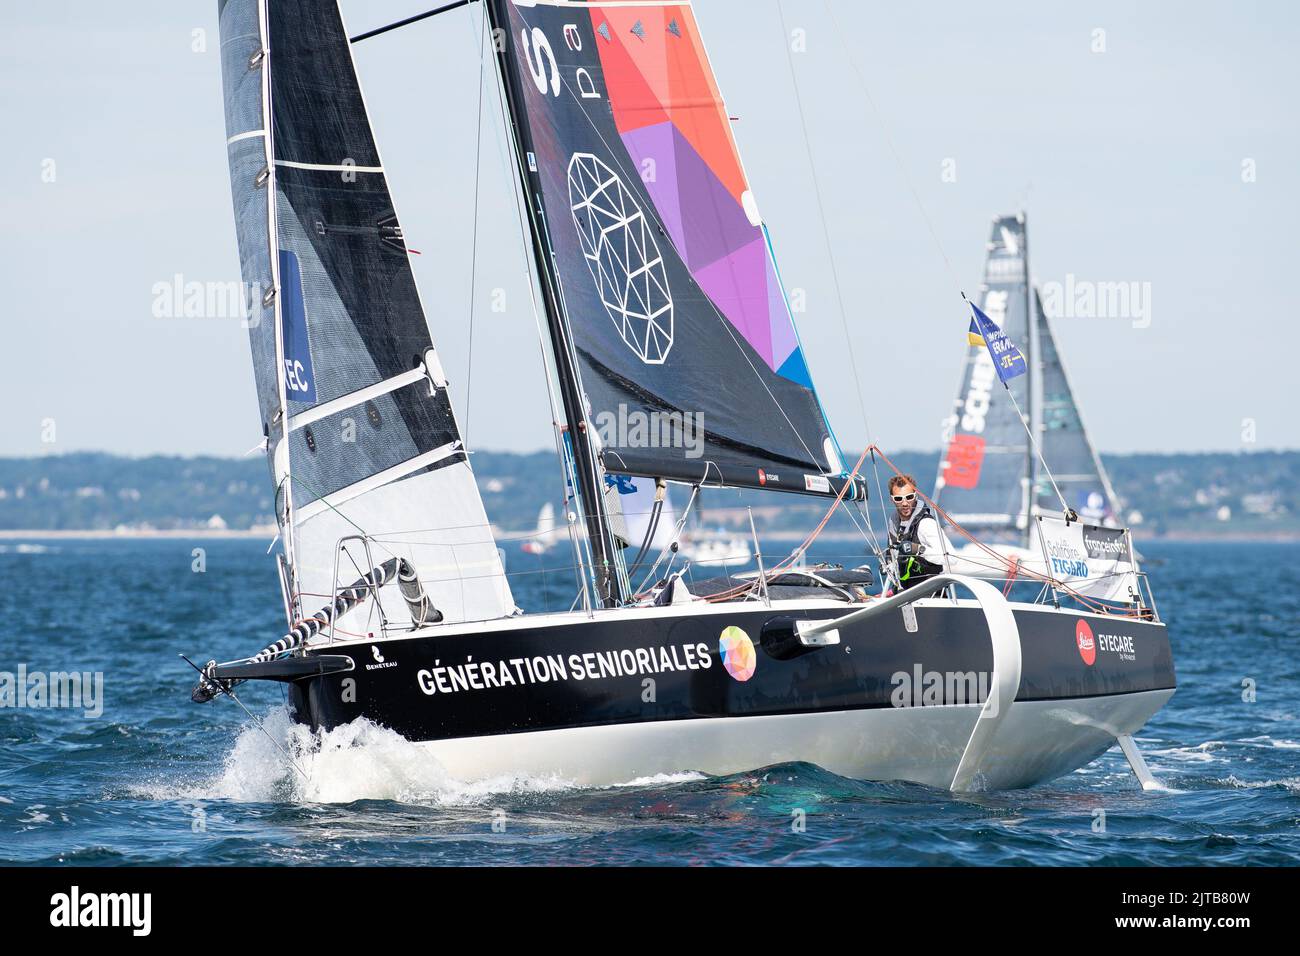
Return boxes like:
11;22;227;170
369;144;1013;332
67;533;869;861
935;214;1032;534
490;0;858;499
1034;287;1122;525
218;0;513;626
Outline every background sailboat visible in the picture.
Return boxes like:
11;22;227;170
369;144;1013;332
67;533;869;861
935;213;1126;547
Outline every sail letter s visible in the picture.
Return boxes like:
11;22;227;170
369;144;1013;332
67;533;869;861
522;27;560;97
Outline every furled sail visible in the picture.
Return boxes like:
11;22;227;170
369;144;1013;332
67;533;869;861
218;0;513;626
491;0;859;499
935;214;1032;533
1033;287;1121;525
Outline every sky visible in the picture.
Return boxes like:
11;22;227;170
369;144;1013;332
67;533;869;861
1;0;1296;459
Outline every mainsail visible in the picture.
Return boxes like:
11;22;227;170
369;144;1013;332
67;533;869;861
218;0;513;626
935;214;1032;534
1034;287;1122;524
489;0;858;499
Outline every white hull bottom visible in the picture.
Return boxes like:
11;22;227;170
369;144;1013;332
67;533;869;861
411;689;1174;792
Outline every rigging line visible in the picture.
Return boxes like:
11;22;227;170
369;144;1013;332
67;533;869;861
1003;378;1069;514
546;64;831;480
699;447;871;603
635;483;699;595
463;4;489;446
228;688;311;782
484;14;596;605
178;655;310;781
281;469;399;570
820;0;964;302
777;0;888;542
349;0;476;43
775;2;871;450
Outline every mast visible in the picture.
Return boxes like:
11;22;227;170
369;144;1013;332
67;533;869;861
1021;210;1035;548
259;0;300;619
485;0;622;607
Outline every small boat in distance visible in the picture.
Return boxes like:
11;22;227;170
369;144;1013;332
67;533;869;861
519;502;560;555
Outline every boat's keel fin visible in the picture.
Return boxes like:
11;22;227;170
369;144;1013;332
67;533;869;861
1115;733;1160;790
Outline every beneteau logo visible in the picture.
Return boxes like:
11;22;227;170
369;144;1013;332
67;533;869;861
567;152;674;364
593;403;704;458
49;886;151;936
365;645;397;671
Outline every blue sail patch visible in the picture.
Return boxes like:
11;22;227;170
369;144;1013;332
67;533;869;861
278;249;316;403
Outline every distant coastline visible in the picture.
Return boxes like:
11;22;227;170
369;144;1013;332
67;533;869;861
2;450;1297;541
2;528;1296;544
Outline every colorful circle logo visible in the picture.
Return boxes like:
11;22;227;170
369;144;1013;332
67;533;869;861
719;626;756;682
1075;619;1096;666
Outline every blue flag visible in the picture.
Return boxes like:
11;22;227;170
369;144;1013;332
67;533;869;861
967;302;1027;384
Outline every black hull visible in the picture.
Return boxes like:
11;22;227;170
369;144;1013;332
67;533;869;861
285;598;1174;790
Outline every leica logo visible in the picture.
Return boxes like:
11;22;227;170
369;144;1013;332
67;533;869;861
1075;620;1096;666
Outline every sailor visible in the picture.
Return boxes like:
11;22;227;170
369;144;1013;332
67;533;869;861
886;475;951;591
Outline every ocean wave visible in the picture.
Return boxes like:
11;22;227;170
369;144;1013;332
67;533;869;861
135;707;580;806
1219;774;1300;792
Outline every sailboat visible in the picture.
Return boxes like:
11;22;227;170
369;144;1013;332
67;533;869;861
935;214;1133;580
519;502;561;555
189;0;1174;792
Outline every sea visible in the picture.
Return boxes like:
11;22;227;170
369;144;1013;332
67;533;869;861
0;538;1297;866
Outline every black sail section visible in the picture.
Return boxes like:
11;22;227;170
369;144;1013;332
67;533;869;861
267;0;460;502
218;0;512;626
491;1;860;499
